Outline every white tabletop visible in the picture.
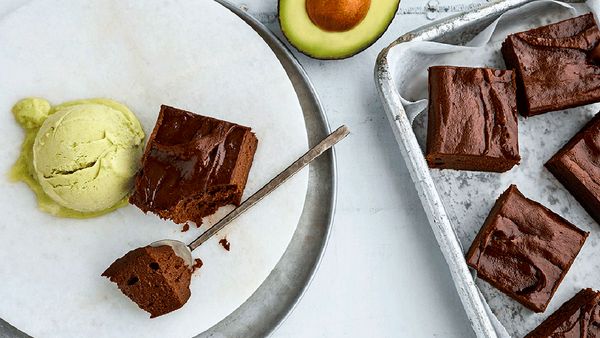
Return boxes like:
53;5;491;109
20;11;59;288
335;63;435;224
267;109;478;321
0;0;486;337
242;1;485;337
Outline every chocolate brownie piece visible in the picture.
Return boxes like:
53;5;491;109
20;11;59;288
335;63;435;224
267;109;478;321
546;113;600;225
526;288;600;337
466;185;588;312
102;245;192;318
426;66;520;172
130;105;258;225
502;13;600;116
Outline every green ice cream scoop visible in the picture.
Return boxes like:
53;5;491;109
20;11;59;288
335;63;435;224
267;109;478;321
31;99;145;213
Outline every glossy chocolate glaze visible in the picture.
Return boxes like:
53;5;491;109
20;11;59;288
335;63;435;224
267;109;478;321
546;113;600;225
591;44;600;64
426;66;520;172
526;288;600;337
502;14;600;116
466;185;588;312
130;105;258;224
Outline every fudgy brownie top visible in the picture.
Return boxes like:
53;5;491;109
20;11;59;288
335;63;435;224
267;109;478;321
502;13;600;116
426;66;520;172
466;185;588;312
526;288;600;337
130;105;257;225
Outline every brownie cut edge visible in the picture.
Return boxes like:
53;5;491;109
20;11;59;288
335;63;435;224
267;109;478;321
102;245;192;318
546;113;600;226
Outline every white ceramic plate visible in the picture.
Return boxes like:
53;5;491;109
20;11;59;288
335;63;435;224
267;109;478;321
0;1;309;337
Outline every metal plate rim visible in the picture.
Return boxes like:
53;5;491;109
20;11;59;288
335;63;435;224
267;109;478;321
204;1;337;338
0;1;337;337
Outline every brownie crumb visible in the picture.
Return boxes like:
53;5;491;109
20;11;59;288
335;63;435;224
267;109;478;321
181;223;190;232
192;258;203;273
219;238;231;251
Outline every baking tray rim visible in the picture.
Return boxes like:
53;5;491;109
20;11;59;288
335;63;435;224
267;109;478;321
373;0;562;337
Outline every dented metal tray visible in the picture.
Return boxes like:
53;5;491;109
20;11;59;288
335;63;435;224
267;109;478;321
375;0;592;337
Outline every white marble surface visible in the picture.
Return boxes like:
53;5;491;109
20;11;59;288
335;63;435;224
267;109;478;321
0;0;490;337
0;1;311;337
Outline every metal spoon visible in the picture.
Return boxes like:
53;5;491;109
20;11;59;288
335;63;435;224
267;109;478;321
151;125;350;267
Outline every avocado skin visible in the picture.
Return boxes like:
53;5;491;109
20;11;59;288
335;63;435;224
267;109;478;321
278;0;400;60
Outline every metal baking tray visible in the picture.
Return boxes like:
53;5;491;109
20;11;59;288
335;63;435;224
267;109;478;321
375;0;592;337
0;1;336;337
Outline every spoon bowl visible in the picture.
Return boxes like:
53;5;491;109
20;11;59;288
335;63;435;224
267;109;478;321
151;239;194;267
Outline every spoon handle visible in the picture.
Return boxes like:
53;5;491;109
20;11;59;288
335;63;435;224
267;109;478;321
188;125;349;251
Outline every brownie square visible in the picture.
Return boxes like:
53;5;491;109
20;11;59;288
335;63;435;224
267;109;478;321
466;185;588;312
546;113;600;225
526;288;600;337
502;13;600;116
102;245;192;318
130;105;258;225
425;66;520;172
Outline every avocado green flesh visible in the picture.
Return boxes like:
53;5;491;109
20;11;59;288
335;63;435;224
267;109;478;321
279;0;400;59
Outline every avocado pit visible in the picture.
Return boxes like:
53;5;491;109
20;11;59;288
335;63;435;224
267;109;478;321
306;0;371;32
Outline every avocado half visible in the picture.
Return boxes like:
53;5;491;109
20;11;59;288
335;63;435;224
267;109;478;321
279;0;400;60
